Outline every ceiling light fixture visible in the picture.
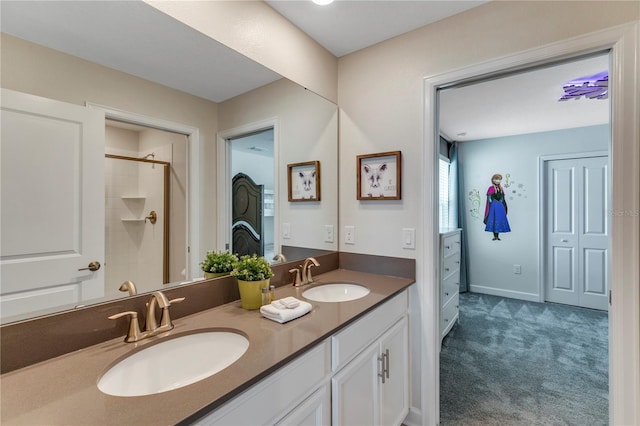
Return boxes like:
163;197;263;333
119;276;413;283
312;0;335;5
559;71;608;101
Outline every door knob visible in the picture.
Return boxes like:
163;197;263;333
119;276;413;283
78;261;101;272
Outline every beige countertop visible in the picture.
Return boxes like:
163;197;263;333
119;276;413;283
0;269;414;425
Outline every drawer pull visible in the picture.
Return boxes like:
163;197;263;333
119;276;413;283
378;349;390;384
456;261;460;264
445;268;450;272
445;292;449;296
444;318;449;322
455;241;460;244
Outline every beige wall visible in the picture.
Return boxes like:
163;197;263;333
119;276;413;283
146;0;338;103
1;33;219;273
337;1;639;422
338;0;639;259
218;78;338;252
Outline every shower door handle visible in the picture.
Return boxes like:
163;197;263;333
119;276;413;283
78;261;101;272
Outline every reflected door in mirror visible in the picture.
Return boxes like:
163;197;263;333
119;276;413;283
232;173;263;257
0;89;105;320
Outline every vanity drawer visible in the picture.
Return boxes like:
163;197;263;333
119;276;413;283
440;293;459;335
442;233;461;258
441;273;459;305
331;290;408;372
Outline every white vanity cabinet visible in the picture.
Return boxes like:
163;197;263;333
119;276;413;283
331;291;409;426
440;229;461;344
193;289;409;426
194;341;331;425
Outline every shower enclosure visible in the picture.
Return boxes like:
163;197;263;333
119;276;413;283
105;154;169;296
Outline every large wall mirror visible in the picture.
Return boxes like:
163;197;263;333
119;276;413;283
0;2;337;324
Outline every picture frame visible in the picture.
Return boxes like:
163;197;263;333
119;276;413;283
288;160;321;202
357;151;401;200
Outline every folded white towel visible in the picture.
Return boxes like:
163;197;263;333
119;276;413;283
261;299;312;323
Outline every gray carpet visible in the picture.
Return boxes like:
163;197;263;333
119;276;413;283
440;292;608;426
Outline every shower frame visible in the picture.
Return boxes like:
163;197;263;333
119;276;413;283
105;154;171;284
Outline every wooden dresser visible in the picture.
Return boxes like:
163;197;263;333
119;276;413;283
440;228;461;345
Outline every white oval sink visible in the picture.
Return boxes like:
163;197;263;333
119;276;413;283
302;283;369;302
98;331;249;397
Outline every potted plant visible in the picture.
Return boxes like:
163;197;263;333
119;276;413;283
231;254;274;310
200;250;238;279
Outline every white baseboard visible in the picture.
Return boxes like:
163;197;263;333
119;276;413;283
468;285;540;302
403;406;424;426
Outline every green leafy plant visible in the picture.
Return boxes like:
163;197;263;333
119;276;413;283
200;250;238;274
231;254;274;282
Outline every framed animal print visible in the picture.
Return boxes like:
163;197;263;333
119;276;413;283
357;151;401;200
288;160;321;202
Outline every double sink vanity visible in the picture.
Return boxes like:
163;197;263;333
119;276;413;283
0;256;414;425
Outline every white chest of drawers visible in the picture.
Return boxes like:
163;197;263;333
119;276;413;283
440;229;461;345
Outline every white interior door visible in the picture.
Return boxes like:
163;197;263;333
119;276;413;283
545;155;609;310
1;89;105;319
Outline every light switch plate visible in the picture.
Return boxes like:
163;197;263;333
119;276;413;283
402;228;416;249
344;225;355;244
282;223;291;239
324;225;334;243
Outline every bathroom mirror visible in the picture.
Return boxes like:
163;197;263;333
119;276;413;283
0;3;337;323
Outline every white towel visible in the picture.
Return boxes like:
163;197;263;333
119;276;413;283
261;298;312;323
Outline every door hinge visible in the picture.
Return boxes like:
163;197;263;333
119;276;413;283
609;290;612;305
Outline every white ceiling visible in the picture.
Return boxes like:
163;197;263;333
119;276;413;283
440;53;610;142
265;0;487;57
0;0;282;102
1;1;609;140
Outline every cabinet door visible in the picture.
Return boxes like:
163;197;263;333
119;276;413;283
332;343;379;426
276;384;330;426
380;316;409;426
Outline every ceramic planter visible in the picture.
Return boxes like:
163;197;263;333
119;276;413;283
237;278;270;310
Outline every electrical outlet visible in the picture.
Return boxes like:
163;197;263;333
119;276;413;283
282;223;291;239
402;228;416;249
344;225;355;244
513;264;522;274
324;225;334;243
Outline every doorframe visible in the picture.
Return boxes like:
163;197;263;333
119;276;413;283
86;103;200;281
217;118;279;254
538;151;609;306
422;23;639;425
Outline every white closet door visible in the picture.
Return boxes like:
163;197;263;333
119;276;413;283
1;89;105;318
545;155;609;310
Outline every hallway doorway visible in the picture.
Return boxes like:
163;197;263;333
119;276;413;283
436;52;611;423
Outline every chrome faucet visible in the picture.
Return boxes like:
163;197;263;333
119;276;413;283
108;290;185;343
301;257;320;285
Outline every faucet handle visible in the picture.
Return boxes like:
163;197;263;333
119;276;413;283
289;268;301;286
158;296;186;330
108;311;144;343
306;263;317;284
